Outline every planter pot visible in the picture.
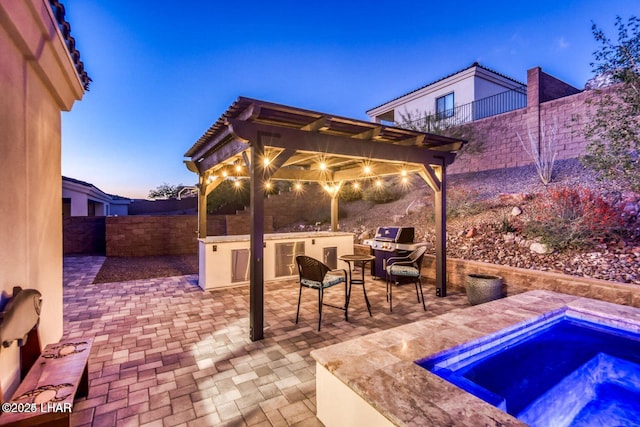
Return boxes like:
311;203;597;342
465;274;504;305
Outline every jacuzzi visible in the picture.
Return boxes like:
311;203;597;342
311;290;640;426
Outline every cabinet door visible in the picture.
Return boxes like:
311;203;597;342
275;241;305;277
231;249;250;282
323;247;337;269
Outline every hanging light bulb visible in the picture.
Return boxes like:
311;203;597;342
363;165;372;174
375;179;382;187
352;182;359;190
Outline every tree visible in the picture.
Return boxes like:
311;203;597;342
581;16;640;191
148;182;181;199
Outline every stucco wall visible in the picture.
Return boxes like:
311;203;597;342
0;0;84;400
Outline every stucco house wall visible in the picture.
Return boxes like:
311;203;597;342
62;176;130;216
0;0;85;400
367;63;525;124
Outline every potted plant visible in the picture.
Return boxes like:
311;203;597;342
465;274;504;305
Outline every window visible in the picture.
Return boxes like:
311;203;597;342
436;93;454;119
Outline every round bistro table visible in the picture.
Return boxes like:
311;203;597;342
339;254;375;317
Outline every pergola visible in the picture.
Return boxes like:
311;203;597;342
184;97;465;341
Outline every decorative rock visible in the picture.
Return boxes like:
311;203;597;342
503;233;516;243
357;230;371;242
530;242;552;254
392;214;404;223
511;206;522;216
466;228;477;238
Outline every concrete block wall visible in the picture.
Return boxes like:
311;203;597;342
106;216;198;257
421;254;640;308
63;217;106;255
449;69;616;175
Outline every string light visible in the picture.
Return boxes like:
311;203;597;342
363;165;372;174
375;179;382;187
234;180;242;188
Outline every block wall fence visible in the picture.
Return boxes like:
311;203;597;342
448;67;614;175
64;185;329;256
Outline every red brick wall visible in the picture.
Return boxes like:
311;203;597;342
449;69;616;175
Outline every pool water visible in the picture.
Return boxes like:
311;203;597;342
417;313;640;426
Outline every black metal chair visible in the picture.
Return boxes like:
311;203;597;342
384;246;427;312
295;255;348;331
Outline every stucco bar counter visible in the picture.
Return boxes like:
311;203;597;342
198;231;354;290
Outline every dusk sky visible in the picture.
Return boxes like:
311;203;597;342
61;0;637;199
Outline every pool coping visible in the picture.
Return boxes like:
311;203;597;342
310;290;640;426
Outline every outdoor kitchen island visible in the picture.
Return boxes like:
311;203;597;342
198;231;354;290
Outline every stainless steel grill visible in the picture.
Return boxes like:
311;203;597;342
363;226;426;279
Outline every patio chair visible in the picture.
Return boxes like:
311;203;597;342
384;246;427;312
295;255;348;331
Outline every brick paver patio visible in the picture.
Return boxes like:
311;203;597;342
63;256;471;426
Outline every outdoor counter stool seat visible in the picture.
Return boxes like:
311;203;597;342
384;246;427;312
295;255;348;331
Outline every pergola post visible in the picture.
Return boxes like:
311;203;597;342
198;180;208;239
329;182;342;232
197;177;222;239
434;163;447;297
249;143;265;341
330;195;339;231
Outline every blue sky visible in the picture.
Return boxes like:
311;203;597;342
61;0;637;199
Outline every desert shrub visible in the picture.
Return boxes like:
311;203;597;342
447;188;485;219
340;184;363;202
207;180;250;214
496;214;518;234
523;187;621;250
362;181;401;204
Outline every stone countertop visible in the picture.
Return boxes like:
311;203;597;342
311;290;640;426
198;231;354;244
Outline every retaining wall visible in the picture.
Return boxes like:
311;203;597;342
421;254;640;308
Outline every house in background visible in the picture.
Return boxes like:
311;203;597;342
367;62;528;127
62;176;130;216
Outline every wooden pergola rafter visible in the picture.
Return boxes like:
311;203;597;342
184;97;466;341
